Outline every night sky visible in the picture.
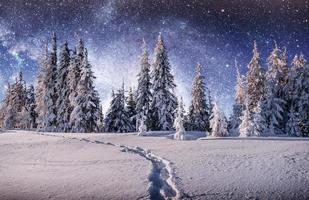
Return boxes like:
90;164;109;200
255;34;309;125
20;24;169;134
0;0;308;115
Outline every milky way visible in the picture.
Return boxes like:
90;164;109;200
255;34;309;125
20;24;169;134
0;0;308;115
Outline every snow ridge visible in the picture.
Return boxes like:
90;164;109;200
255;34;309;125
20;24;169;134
34;132;180;200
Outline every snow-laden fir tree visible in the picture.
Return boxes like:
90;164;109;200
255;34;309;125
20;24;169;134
2;84;15;129
174;98;187;140
56;41;71;132
278;47;290;129
263;44;286;134
0;84;10;127
187;63;211;131
286;106;301;137
21;85;36;129
252;100;267;136
209;102;228;137
298;63;309;136
68;38;84;122
246;41;265;113
27;85;37;129
42;32;58;132
286;55;303;107
2;72;28;129
35;43;48;129
150;32;177;131
126;87;137;129
104;88;134;133
287;54;308;136
229;60;246;135
70;49;100;133
239;97;254;137
136;39;152;130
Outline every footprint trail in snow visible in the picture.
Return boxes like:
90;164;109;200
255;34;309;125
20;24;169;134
34;132;181;200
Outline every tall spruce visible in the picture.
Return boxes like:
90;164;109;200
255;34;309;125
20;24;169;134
150;32;177;131
188;63;210;131
136;39;152;130
2;72;27;129
68;38;84;125
229;60;246;135
263;43;286;134
298;63;309;136
35;43;48;129
287;54;308;136
70;49;100;133
42;32;58;132
246;41;265;113
25;85;36;129
56;41;71;132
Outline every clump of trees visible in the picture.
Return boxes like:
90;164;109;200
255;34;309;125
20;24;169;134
230;42;308;137
1;33;101;133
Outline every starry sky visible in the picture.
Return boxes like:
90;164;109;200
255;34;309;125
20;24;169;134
0;0;308;116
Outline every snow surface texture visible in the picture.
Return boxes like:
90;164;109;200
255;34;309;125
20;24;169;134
1;130;309;200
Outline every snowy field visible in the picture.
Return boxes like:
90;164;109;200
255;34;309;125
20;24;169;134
0;130;308;200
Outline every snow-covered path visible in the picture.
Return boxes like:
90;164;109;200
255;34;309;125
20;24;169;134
1;130;309;200
35;132;181;200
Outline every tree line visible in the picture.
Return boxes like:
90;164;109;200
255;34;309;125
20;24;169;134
0;33;308;137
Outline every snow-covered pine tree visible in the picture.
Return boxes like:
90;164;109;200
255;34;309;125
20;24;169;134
246;41;265;113
24;85;36;129
70;48;100;133
104;91;116;132
20;84;35;129
150;32;177;131
263;44;286;134
35;43;48;129
262;81;285;135
56;41;71;132
42;32;58;132
206;89;213;116
173;97;187;140
188;63;211;131
126;87;137;129
286;105;301;137
104;88;134;133
2;84;15;129
278;47;290;129
298;63;309;136
229;60;246;135
209;102;228;137
136;39;152;130
239;97;254;137
185;104;195;130
287;54;308;136
2;71;27;129
252;100;267;136
0;84;10;127
68;38;84;125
